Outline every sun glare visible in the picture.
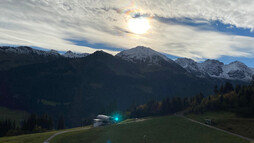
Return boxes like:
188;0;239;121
128;17;150;34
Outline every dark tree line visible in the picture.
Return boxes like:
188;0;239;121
130;78;254;118
130;93;204;118
0;113;66;137
188;79;254;117
0;119;16;137
21;113;53;132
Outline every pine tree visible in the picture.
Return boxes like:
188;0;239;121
214;85;219;95
224;82;234;93
160;97;170;115
57;115;65;130
235;85;241;94
219;84;224;94
39;113;53;130
27;113;37;131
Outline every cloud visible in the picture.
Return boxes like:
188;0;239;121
133;0;254;30
0;0;254;60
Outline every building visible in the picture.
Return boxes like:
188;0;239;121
93;115;114;127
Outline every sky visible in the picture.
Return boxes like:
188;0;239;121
1;0;254;67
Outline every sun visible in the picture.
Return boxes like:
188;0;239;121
128;17;150;34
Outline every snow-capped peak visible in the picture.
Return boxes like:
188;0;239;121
198;60;224;76
48;49;60;56
175;58;254;81
116;46;172;64
222;61;249;75
221;61;253;81
227;61;248;70
63;50;89;58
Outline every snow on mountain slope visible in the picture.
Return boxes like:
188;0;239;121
221;61;254;81
175;58;206;77
48;49;60;56
1;46;253;81
117;47;253;81
198;60;224;77
0;46;89;58
0;46;61;56
116;46;173;64
176;58;254;81
175;58;199;72
63;51;89;58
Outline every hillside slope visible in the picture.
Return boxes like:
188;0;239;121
51;116;248;143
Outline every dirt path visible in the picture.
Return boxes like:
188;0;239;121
43;127;91;143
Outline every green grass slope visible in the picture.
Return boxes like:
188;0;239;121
0;127;91;143
0;130;58;143
51;116;249;143
187;112;254;139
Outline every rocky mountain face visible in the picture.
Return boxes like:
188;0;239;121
175;58;254;81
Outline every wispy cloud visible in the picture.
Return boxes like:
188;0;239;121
0;0;254;60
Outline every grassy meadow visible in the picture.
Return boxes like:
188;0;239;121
51;115;249;143
0;115;251;143
0;130;58;143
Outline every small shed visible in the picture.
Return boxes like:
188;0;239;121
205;119;212;125
93;119;103;127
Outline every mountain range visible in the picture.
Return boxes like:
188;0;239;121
1;46;253;81
0;46;252;127
176;58;254;81
116;46;254;81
